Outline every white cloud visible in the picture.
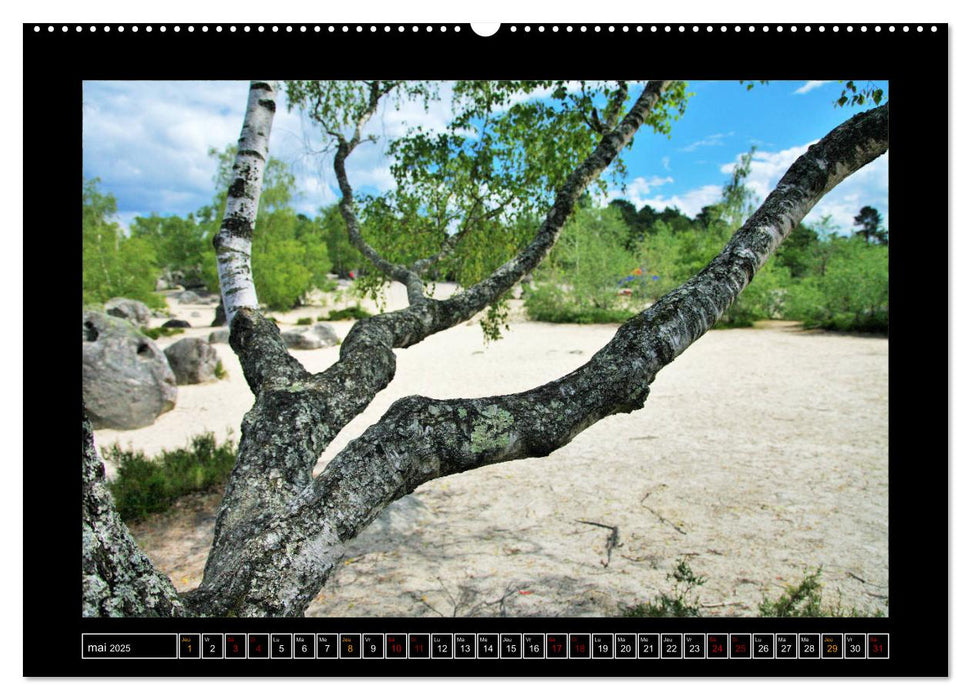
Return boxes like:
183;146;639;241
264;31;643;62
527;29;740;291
634;185;725;218
793;80;833;95
82;80;459;221
809;153;889;232
718;143;888;232
627;175;674;198
680;132;734;152
606;179;723;218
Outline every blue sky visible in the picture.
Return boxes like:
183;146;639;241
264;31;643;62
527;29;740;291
82;79;889;235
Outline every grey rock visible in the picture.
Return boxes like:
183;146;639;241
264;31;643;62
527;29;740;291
164;337;220;384
190;311;201;318
211;303;227;327
82;311;177;429
162;319;191;329
280;323;339;350
105;298;151;326
310;323;340;347
208;329;231;344
281;330;325;350
178;290;200;304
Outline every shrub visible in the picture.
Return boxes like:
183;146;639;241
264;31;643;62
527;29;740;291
83;178;164;309
622;559;706;617
622;562;887;618
105;433;236;522
140;326;185;340
322;306;373;321
295;317;313;326
758;568;884;617
214;359;228;380
524;284;636;324
758;568;825;617
786;236;888;334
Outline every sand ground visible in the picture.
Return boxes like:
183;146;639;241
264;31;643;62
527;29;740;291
96;283;889;618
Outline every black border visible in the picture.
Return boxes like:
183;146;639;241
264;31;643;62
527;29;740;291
24;22;948;677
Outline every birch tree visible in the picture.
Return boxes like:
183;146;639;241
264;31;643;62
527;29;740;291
82;79;889;617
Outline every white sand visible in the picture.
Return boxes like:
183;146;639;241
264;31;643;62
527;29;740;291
97;284;889;617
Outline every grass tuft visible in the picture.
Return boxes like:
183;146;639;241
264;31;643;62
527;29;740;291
321;306;373;321
104;433;236;522
140;326;185;340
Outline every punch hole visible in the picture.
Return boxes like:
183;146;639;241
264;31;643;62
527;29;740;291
471;23;500;37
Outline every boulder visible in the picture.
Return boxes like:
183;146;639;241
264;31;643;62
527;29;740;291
162;319;191;329
105;298;151;326
208;329;231;344
281;330;324;350
310;323;340;347
82;311;177;429
211;302;227;327
163;337;220;384
178;290;200;304
280;323;340;350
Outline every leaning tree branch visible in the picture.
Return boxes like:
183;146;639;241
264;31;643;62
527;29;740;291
302;80;673;451
203;101;890;617
410;192;517;275
82;406;186;617
188;81;677;616
332;82;427;305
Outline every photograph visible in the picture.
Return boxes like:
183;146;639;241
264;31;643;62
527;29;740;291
81;76;890;621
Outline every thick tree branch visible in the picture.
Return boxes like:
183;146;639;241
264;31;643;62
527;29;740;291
190;81;678;615
294;102;892;599
300;80;673;448
82;406;185;617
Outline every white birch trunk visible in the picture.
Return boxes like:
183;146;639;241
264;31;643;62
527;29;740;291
214;80;278;326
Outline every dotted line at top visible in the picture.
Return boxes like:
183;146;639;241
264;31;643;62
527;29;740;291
31;24;940;34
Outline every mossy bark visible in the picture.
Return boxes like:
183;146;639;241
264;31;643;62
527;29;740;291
81;407;185;617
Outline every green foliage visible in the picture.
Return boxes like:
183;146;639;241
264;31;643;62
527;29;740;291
526;207;641;324
853;205;888;245
140;326;185;340
130;212;209;288
758;568;825;617
835;80;885;108
623;562;886;618
105;433;237;522
82;179;164;308
320;306;373;321
295;317;312;325
214;359;228;380
622;559;707;617
288;80;690;340
758;568;884;617
315;205;364;278
786;235;888;333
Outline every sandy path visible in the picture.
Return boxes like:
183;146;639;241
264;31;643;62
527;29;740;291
102;286;889;617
